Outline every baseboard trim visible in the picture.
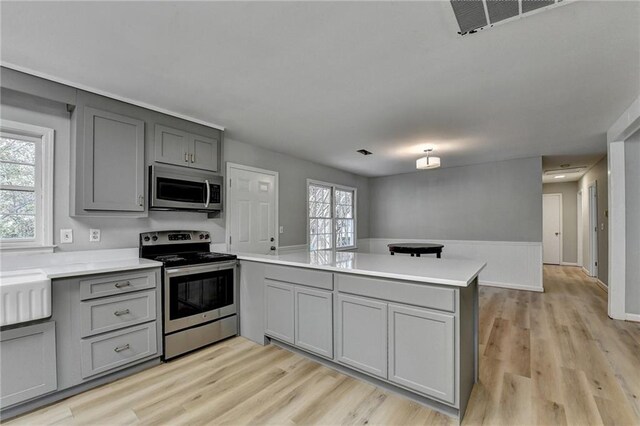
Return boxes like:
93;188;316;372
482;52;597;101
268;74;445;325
581;267;591;276
595;279;608;293
625;313;640;323
560;262;580;267
479;280;544;293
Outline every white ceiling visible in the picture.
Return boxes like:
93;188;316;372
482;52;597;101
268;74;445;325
1;1;638;177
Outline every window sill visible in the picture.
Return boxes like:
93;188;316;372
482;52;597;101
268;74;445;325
0;245;56;254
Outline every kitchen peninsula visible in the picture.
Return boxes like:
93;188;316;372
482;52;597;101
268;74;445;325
237;250;485;421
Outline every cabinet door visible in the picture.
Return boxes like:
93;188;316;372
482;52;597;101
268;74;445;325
336;294;387;378
264;280;294;344
388;304;455;404
154;124;189;167
0;321;57;407
295;287;333;358
189;133;219;171
83;107;145;211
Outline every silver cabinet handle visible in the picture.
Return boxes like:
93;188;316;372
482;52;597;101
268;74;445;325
114;309;130;316
138;195;144;207
114;281;131;288
114;344;130;353
184;152;189;163
204;179;211;208
190;153;195;163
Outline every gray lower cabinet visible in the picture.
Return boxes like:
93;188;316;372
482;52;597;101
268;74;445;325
0;321;57;407
336;294;388;379
264;280;294;344
388;304;456;404
78;106;145;212
154;123;219;172
294;286;333;358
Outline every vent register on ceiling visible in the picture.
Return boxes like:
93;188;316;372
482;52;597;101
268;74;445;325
451;0;565;35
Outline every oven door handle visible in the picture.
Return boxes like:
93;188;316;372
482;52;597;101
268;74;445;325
165;261;237;277
204;179;211;209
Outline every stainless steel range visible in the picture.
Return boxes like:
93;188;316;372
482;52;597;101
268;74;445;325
139;230;237;360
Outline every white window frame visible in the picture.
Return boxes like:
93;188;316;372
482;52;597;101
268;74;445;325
0;119;54;252
306;179;357;251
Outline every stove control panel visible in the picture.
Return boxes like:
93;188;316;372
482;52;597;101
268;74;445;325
140;230;211;246
168;233;191;241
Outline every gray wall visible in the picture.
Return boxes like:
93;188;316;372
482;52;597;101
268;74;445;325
578;156;609;285
625;130;640;314
224;138;369;247
0;88;368;251
543;182;578;264
368;157;542;242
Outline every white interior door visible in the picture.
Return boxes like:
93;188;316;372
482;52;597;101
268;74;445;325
543;193;562;265
588;183;598;277
227;164;278;254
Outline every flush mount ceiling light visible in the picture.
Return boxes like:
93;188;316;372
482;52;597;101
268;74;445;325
554;175;566;179
416;148;441;170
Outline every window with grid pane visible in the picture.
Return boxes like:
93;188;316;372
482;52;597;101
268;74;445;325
0;121;53;249
308;180;357;251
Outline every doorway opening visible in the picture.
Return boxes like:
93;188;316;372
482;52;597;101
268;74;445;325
543;193;562;265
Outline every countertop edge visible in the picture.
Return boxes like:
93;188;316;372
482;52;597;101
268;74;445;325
237;255;486;287
46;261;163;279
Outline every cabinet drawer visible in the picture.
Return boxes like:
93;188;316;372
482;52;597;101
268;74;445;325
80;290;157;338
265;265;333;290
79;270;157;300
336;274;455;313
81;322;157;378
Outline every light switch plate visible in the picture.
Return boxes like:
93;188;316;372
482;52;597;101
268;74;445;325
279;226;284;234
60;229;73;244
89;229;101;242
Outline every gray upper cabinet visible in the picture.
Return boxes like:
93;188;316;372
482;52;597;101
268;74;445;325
154;124;189;167
264;279;295;344
190;133;219;171
336;294;388;379
294;287;333;359
81;107;145;212
0;321;57;408
388;304;455;404
154;124;219;172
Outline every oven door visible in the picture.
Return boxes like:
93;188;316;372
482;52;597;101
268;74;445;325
164;261;237;334
150;165;222;212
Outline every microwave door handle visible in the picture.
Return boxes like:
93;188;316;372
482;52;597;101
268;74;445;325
204;179;211;208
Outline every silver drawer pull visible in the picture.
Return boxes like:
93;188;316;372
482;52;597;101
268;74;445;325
114;344;130;353
114;309;130;316
114;281;131;288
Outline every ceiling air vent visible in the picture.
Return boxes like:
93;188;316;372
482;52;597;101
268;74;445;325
357;149;373;155
451;0;571;35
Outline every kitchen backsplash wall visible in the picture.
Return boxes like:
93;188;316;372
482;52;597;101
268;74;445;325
368;157;543;242
0;87;369;251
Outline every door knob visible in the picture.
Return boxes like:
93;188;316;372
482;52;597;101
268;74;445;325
555;232;560;236
270;246;276;251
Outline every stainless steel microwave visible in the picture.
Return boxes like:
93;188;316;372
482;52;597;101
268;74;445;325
149;164;222;212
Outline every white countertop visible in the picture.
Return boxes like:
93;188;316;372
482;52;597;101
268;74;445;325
237;250;485;287
1;248;162;279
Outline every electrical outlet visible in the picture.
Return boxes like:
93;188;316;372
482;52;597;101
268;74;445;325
279;226;284;234
60;229;73;244
89;229;101;242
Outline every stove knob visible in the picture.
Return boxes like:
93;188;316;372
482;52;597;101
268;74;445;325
199;234;204;240
143;236;150;242
204;234;210;240
151;236;158;242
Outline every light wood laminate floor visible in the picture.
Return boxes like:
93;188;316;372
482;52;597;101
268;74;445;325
6;266;640;425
